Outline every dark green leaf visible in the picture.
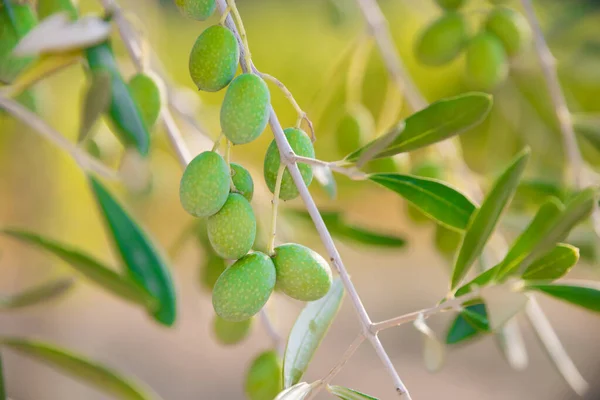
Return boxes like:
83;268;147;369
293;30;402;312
327;385;379;400
0;229;156;309
446;304;489;345
496;198;564;279
522;244;579;280
0;278;75;310
79;69;112;143
283;279;344;388
346;93;492;161
369;173;477;231
0;337;152;400
461;303;491;332
525;281;600;312
451;149;530;289
89;176;176;326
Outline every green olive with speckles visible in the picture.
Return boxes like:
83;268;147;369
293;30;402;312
271;243;332;301
221;73;271;144
465;33;508;91
128;73;162;129
435;0;466;9
189;25;239;92
245;350;282;400
175;0;216;20
231;162;254;201
415;12;468;66
435;225;462;258
212;252;276;321
213;314;253;345
484;7;531;57
207;193;256;260
264;127;314;200
180;151;230;217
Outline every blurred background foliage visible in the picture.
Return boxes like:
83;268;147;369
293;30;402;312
2;0;600;399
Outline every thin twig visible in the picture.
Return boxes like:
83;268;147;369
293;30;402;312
259;309;285;356
0;95;119;180
291;154;367;180
216;0;412;396
268;165;286;255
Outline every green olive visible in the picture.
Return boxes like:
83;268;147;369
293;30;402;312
485;7;531;57
245;351;283;400
465;33;509;91
231;162;254;202
128;73;163;129
174;0;216;20
213;314;253;345
415;12;468;66
207;193;256;260
435;0;466;10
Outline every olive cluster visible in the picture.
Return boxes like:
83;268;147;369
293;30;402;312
415;0;532;91
176;0;333;323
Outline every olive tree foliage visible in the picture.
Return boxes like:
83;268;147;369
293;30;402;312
0;0;599;398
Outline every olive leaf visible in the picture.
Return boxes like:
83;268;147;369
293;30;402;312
0;338;153;400
524;281;600;313
0;278;75;310
522;244;579;280
451;148;530;290
274;382;314;400
79;69;112;142
89;176;177;326
283;278;344;388
327;385;379;400
446;304;489;345
369;173;477;231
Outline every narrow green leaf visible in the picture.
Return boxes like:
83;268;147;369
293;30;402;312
327;385;379;400
0;229;156;309
274;382;313;400
451;149;530;289
369;173;477;231
454;266;499;297
346;93;492;161
283;279;344;388
522;244;579;280
245;350;283;400
89;176;176;326
446;304;489;345
496;198;564;279
525;281;600;312
514;179;568;209
0;338;152;400
0;278;75;310
461;303;491;332
79;70;112;143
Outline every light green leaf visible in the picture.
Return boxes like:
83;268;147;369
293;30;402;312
369;173;477;231
0;277;75;310
283;278;344;388
451;149;530;289
346;93;492;161
413;316;445;372
496;198;564;279
0;337;153;400
525;281;600;312
327;385;379;400
79;69;111;142
481;285;529;330
454;266;499;297
522;244;579;280
89;176;176;327
0;229;156;309
275;382;313;400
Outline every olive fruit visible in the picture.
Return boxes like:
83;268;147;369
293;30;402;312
189;25;240;92
213;314;253;345
271;243;332;301
415;12;468;66
435;225;462;257
174;0;216;20
180;151;230;217
335;105;374;157
221;73;271;144
231;162;254;201
128;73;162;129
465;33;508;91
484;7;531;57
207;193;257;260
435;0;466;10
212;252;276;321
264;127;314;200
245;351;283;400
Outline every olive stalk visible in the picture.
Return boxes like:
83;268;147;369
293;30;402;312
290;155;367;180
267;165;286;256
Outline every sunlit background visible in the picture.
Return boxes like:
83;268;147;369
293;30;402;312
2;0;600;398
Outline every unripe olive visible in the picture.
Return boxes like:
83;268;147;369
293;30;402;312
128;73;162;129
212;252;276;321
245;351;283;400
465;33;509;91
174;0;215;20
207;193;256;260
180;151;230;217
415;12;468;66
189;25;240;92
335;105;374;156
221;73;271;144
484;7;531;57
264;127;314;200
200;253;227;291
231;162;254;201
271;243;332;301
435;0;466;10
213;314;253;345
434;225;462;257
